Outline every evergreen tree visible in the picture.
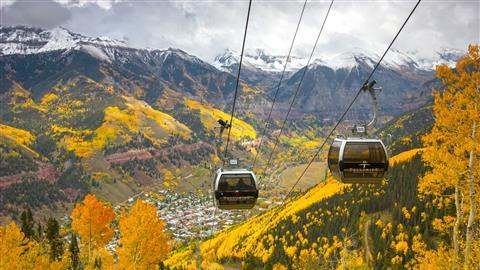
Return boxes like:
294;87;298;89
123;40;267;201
45;217;63;261
35;222;43;242
20;207;34;239
69;233;80;270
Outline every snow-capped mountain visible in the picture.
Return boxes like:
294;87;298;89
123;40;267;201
214;46;463;74
0;26;127;56
312;47;422;70
213;48;308;73
0;25;463;118
0;26;240;108
0;25;213;70
414;47;465;70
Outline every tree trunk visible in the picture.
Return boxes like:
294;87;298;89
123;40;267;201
465;118;476;263
453;184;462;268
89;221;92;264
364;218;370;267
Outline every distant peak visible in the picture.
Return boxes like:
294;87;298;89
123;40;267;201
0;25;129;57
213;48;306;72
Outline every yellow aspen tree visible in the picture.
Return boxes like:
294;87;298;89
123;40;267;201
420;44;479;267
117;199;172;269
0;222;31;269
71;194;115;265
272;263;288;270
0;222;66;270
84;247;115;270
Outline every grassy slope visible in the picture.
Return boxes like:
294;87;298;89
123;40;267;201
378;104;434;156
0;123;39;158
185;98;256;141
278;162;326;191
51;95;193;158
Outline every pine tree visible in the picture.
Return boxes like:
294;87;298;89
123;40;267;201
36;222;43;242
45;217;63;261
20;207;35;239
69;233;80;270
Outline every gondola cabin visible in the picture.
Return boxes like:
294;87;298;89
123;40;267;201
328;137;389;184
213;169;258;210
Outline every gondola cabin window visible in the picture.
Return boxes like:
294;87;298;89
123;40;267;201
343;142;386;163
218;174;255;191
328;138;389;184
213;169;259;209
342;142;387;181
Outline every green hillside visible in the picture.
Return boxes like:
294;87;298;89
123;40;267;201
165;149;439;269
378;104;434;156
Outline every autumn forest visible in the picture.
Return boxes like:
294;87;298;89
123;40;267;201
0;43;478;269
0;0;479;267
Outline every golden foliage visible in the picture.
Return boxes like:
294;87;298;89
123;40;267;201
390;148;423;165
184;98;256;141
0;222;31;269
419;45;480;267
40;93;59;106
0;124;38;157
83;247;115;270
71;194;115;264
412;243;454;270
420;45;480;199
196;179;344;263
272;263;288;270
117;199;172;269
0;222;68;270
164;246;198;269
52;95;192;157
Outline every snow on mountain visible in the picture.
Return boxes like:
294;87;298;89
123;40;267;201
213;48;308;73
0;26;128;57
310;47;421;70
414;47;465;70
0;26;211;68
214;46;464;73
1;26;463;74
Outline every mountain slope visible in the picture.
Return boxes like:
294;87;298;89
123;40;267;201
0;26;249;109
0;28;262;217
274;53;434;118
166;149;435;269
0;124;39;180
214;47;462;119
378;104;434;156
165;102;441;268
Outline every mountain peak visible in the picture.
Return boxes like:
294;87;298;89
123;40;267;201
436;47;464;62
0;25;128;56
213;48;307;73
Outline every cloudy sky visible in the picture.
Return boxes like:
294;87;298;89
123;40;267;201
1;0;478;61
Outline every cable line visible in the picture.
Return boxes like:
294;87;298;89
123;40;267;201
223;0;253;161
251;0;308;169
259;0;334;177
269;0;422;222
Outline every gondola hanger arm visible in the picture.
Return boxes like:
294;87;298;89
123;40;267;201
361;80;382;128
